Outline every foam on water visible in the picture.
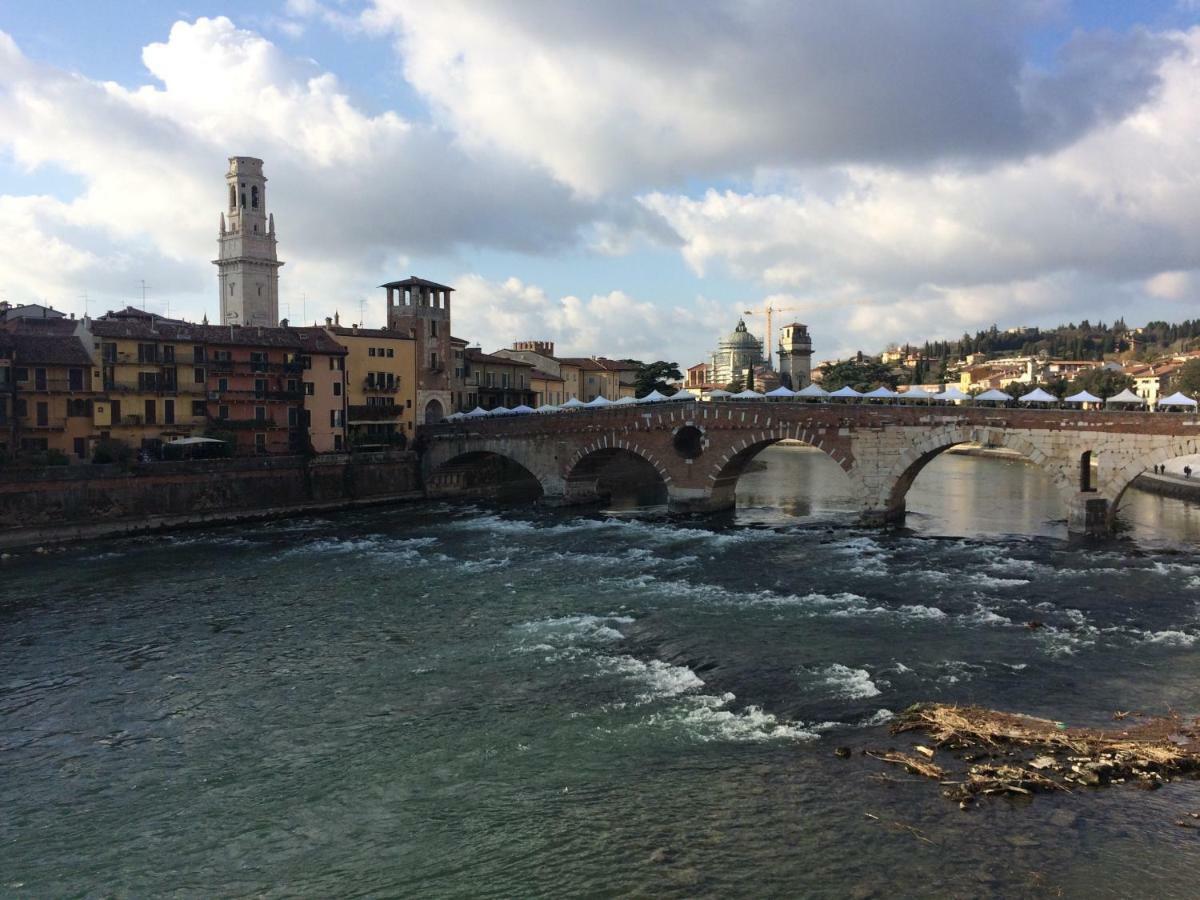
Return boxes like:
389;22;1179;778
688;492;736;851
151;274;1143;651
515;613;633;647
813;663;882;699
656;694;822;743
595;655;705;702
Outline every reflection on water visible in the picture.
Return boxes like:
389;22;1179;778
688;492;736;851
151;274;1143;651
737;442;1200;546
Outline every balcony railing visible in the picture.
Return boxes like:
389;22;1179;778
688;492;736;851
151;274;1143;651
24;417;68;430
362;378;399;392
16;378;90;393
348;404;403;421
207;416;282;430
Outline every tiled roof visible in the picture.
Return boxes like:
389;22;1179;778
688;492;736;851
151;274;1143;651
326;325;414;341
379;276;455;291
89;315;346;353
557;356;640;372
466;348;534;367
5;332;93;366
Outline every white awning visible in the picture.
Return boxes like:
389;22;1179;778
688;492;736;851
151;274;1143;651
829;386;863;398
795;383;830;398
584;396;612;407
733;388;765;399
1158;391;1198;407
707;388;733;398
899;387;934;400
934;387;969;401
669;389;698;401
1019;387;1059;403
1063;390;1102;404
611;396;638;405
166;436;226;445
863;386;898;399
764;385;796;397
536;404;560;413
464;406;489;417
488;406;513;415
1105;389;1143;405
560;397;587;408
511;404;535;414
638;390;669;403
975;389;1013;402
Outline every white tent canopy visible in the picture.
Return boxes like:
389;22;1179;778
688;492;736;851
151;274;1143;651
611;395;638;405
795;383;830;398
899;387;935;400
464;406;489;417
1105;389;1143;405
536;404;560;413
975;389;1013;402
584;396;612;407
560;397;587;409
166;436;226;446
489;406;513;415
935;386;969;401
1064;390;1102;404
764;385;796;397
1019;388;1059;404
511;404;535;414
669;390;698;401
1158;391;1198;407
638;390;669;403
829;386;863;399
733;388;764;399
863;386;898;399
707;388;733;399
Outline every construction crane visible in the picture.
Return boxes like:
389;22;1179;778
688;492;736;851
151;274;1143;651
742;302;805;368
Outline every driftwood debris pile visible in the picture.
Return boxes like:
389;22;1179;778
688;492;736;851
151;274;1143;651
867;703;1200;807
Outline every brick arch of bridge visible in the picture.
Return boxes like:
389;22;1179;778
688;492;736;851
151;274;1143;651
1103;434;1200;521
423;438;561;495
865;424;1078;522
563;436;673;502
702;422;857;509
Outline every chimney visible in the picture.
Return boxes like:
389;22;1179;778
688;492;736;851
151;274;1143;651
280;318;289;327
325;316;333;327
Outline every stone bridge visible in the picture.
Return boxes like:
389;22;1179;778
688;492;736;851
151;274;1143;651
423;401;1200;535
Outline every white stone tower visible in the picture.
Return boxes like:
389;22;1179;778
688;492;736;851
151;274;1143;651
214;156;283;326
777;322;813;389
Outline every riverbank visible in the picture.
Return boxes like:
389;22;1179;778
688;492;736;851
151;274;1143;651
0;451;422;550
1131;470;1200;502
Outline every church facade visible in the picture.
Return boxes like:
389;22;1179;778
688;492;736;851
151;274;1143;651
709;319;764;387
214;156;283;327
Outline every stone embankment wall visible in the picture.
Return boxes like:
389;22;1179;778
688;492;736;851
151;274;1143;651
0;452;421;549
1132;472;1200;503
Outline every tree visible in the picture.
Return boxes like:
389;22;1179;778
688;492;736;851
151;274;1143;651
725;375;745;393
632;360;683;396
819;359;898;392
1067;367;1135;399
1175;359;1200;397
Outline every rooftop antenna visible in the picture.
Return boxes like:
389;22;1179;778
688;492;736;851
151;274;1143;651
138;279;150;311
302;292;307;325
80;289;89;318
359;296;365;329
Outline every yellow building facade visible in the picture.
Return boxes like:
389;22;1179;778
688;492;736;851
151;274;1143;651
325;325;416;447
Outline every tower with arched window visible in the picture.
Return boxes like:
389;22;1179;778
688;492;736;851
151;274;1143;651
214;156;283;327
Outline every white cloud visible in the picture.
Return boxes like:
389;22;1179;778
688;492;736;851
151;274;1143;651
364;0;1171;194
0;17;594;320
450;274;731;362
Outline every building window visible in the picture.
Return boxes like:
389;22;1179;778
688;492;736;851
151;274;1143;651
102;343;117;363
288;407;300;427
164;399;175;425
137;343;158;363
386;348;394;358
255;433;266;453
219;405;230;420
254;378;267;398
213;350;232;363
193;346;206;363
138;372;159;391
250;351;268;372
218;377;229;392
255;406;266;422
194;367;205;383
69;369;84;391
163;345;175;363
430;320;438;338
369;347;376;357
333;382;342;396
74;437;86;459
330;409;344;427
36;402;48;427
304;382;314;396
144;399;156;425
192;400;206;417
334;434;343;451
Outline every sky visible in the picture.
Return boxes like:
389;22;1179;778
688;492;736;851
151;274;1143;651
2;1;1199;365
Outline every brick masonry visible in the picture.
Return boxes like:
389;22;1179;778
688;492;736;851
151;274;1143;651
425;401;1200;535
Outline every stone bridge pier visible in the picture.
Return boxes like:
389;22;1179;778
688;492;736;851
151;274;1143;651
424;403;1200;537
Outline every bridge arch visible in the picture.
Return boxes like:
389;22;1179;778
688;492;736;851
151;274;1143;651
565;438;671;506
864;424;1078;526
704;423;858;510
1103;436;1200;524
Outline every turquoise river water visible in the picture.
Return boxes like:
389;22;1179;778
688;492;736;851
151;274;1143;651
4;446;1200;897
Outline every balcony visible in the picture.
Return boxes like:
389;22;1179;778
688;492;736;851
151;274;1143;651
206;416;282;430
24;417;68;430
348;404;403;422
362;378;399;393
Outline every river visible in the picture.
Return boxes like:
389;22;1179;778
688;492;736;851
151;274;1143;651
4;446;1200;897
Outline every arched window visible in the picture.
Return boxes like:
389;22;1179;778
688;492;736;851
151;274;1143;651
251;186;259;208
229;185;236;209
230;282;235;295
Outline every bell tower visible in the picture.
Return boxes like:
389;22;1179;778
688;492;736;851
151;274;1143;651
214;156;283;327
384;276;454;425
777;322;813;389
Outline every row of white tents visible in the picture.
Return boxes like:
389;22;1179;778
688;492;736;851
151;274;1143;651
444;385;1197;420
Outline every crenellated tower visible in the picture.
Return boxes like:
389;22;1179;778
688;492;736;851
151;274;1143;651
384;276;454;424
777;322;813;389
214;156;283;326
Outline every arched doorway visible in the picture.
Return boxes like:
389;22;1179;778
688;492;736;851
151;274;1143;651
424;399;444;425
